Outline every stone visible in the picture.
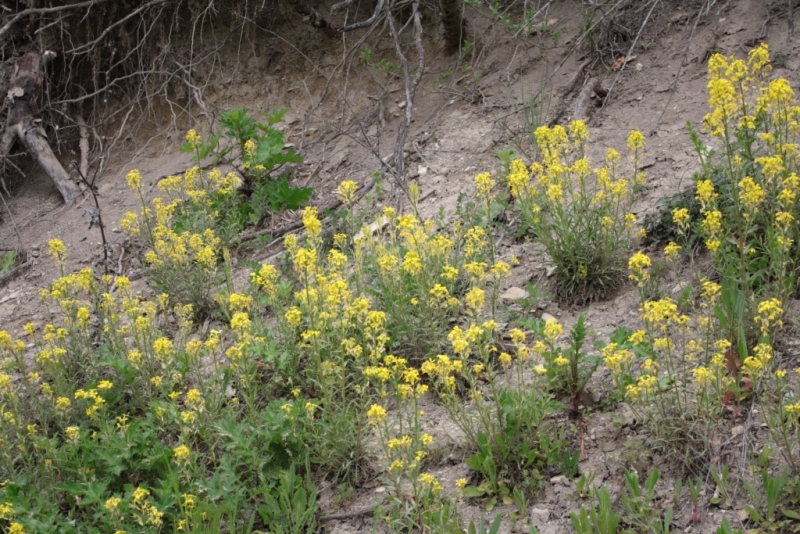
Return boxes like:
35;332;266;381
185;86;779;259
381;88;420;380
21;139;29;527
530;507;550;523
500;286;528;300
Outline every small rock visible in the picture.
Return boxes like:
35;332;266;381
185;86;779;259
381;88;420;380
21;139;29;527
112;227;121;233
550;475;570;486
375;486;386;493
736;510;749;522
636;62;643;71
541;312;556;323
418;166;428;176
545;265;557;277
530;507;550;523
618;404;636;427
501;286;529;300
731;425;744;437
398;101;407;109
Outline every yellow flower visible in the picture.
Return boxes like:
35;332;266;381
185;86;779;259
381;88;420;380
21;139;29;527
173;444;191;463
126;169;142;190
105;496;122;512
367;404;387;423
474;172;495;196
695;179;717;207
337;180;359;203
65;426;80;442
499;352;512;366
153;337;175;359
465;286;485;312
388;460;404;472
543;319;563;341
48;239;66;262
133;487;150;505
546;184;564;203
185;129;201;148
664;242;681;258
738;176;765;209
570;120;588;142
628;330;645;345
302;207;321;238
554;356;569;366
456;478;468;489
693;366;714;387
285;307;302;327
230;312;251;333
9;523;25;534
627;130;646;152
628;251;651;284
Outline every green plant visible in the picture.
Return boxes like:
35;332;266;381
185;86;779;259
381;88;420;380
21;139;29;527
499;76;552;163
516;315;599;410
620;468;674;533
742;466;793;531
575;472;597;499
508;122;646;302
710;465;733;508
424;314;564;508
256;465;318;534
467;515;502;534
182;108;309;227
0;250;14;275
685;45;799;341
716;517;745;534
121;168;229;316
570;487;621;534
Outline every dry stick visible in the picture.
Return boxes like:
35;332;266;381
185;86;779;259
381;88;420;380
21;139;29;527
387;0;424;199
338;0;385;31
601;0;661;110
648;1;708;136
77;115;89;179
74;166;110;275
790;0;795;33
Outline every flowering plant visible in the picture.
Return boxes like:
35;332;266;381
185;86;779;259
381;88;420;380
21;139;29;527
508;120;645;302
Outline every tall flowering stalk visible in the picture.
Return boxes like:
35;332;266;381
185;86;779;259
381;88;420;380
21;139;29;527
508;120;645;301
691;44;799;330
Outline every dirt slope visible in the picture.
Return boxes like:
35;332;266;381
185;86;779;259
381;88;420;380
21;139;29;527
1;0;798;532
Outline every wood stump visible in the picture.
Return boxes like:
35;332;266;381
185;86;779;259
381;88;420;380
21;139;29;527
1;51;80;204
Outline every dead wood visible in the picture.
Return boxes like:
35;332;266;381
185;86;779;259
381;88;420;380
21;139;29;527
2;52;79;204
573;77;599;121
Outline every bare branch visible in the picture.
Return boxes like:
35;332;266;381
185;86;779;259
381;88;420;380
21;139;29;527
0;0;111;40
338;0;384;32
